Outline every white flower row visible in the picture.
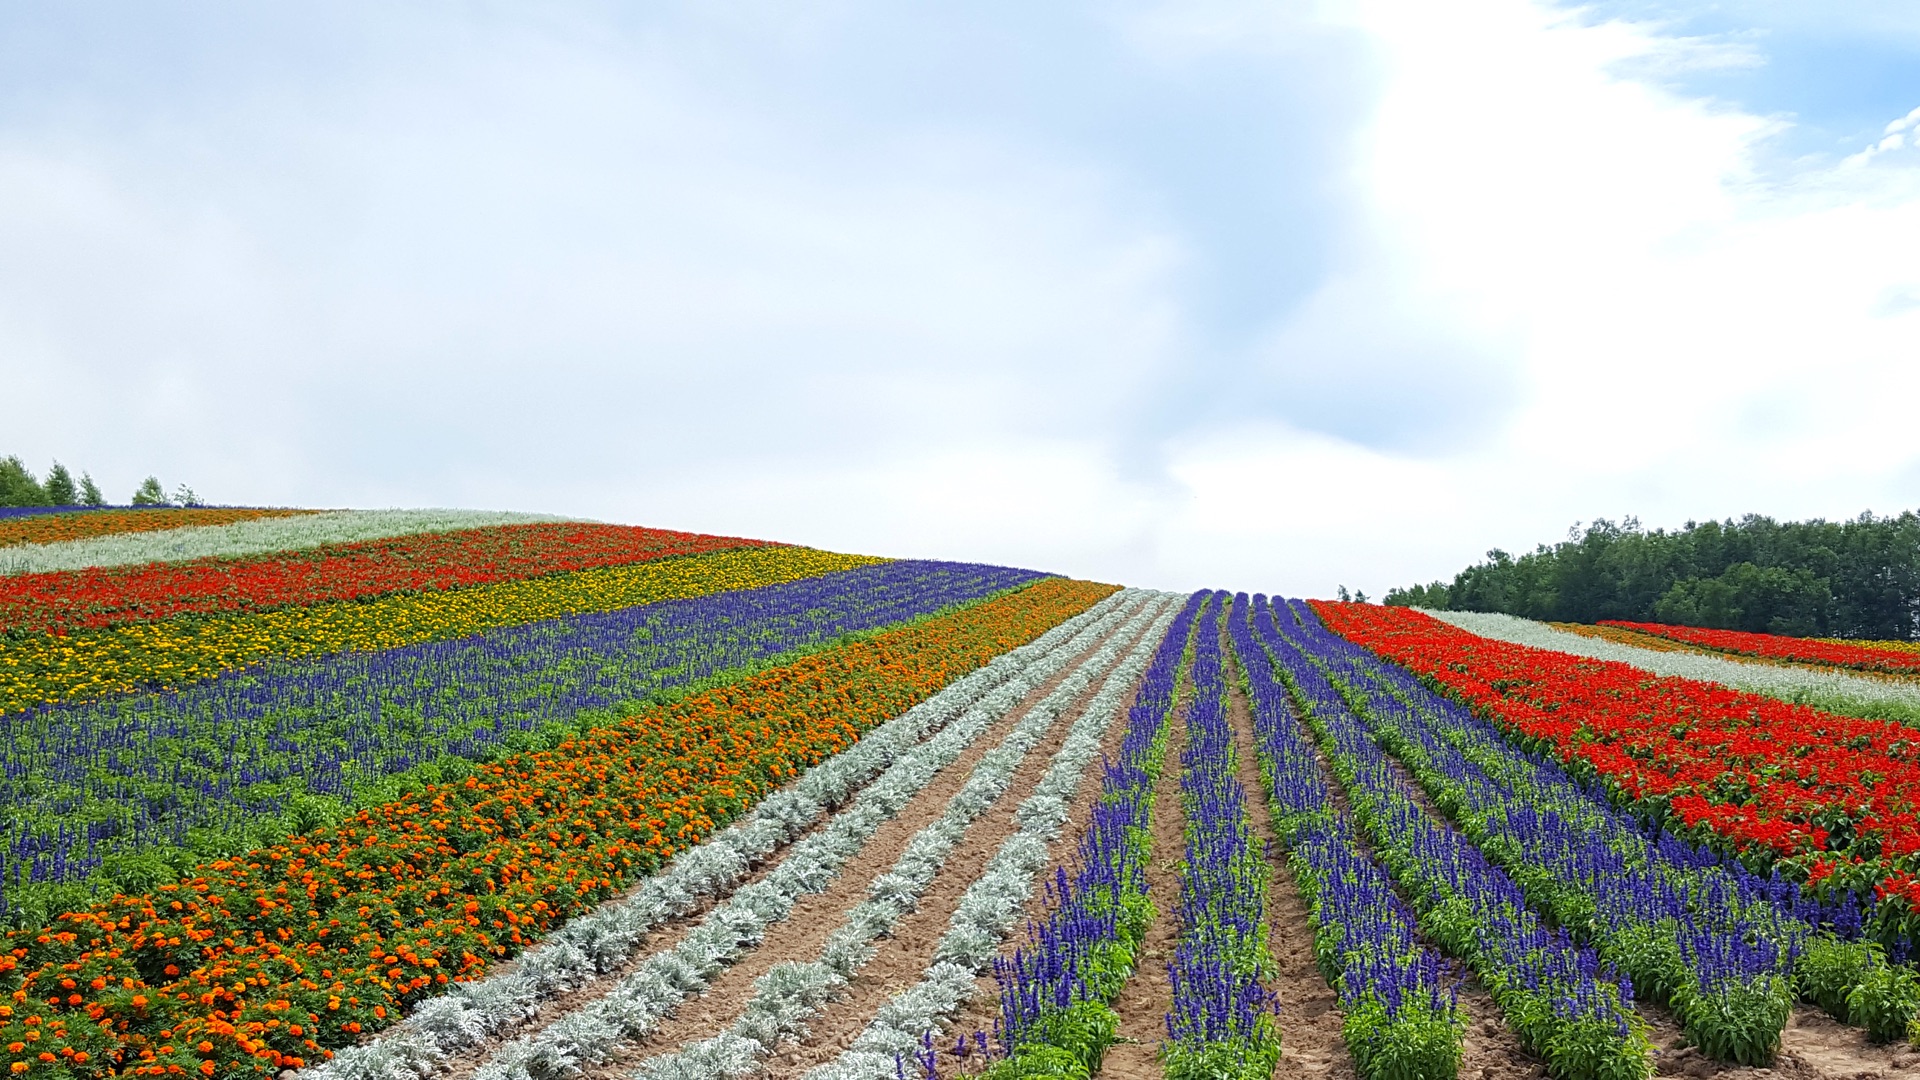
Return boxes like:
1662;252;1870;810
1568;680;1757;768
800;597;1183;1080
1425;608;1920;722
0;507;583;575
459;591;1162;1080
299;588;1141;1080
625;594;1181;1080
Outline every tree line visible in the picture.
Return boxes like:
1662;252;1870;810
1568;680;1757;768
1382;512;1920;640
0;456;200;509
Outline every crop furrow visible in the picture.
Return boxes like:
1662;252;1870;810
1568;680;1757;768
462;594;1171;1080
789;597;1181;1080
300;589;1148;1080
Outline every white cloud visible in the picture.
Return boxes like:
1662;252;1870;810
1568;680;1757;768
4;1;1920;598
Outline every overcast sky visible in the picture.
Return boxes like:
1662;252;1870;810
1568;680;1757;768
4;1;1919;595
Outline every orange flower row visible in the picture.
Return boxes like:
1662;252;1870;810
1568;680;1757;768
0;510;315;552
0;577;1115;1080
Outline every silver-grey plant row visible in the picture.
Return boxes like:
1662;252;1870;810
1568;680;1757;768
625;594;1181;1080
799;595;1182;1080
473;593;1162;1080
0;508;578;575
1425;608;1920;722
300;588;1143;1080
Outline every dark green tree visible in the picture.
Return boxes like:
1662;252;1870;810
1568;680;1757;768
0;456;48;507
131;476;168;506
1385;511;1920;639
78;473;105;506
43;462;78;505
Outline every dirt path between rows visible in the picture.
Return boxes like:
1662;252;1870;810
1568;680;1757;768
1089;678;1190;1080
936;664;1152;1052
1242;638;1542;1080
753;640;1151;1080
1223;653;1351;1080
1641;974;1917;1079
431;626;1123;1080
584;620;1135;1080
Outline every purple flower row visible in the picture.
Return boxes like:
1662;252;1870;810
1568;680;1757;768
1251;597;1655;1080
1163;593;1281;1080
1225;593;1464;1080
2;560;1044;917
988;593;1204;1073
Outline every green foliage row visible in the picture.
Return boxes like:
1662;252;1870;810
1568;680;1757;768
1386;512;1920;639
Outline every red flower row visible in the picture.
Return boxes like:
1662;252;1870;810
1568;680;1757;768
1312;602;1920;895
1597;620;1920;676
0;524;776;636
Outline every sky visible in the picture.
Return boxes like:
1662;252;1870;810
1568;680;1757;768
3;0;1919;596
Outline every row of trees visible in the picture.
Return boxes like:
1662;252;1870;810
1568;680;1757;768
0;456;200;509
1383;512;1920;640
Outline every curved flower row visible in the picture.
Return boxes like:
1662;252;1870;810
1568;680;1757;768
305;590;1145;1080
800;598;1185;1080
1438;610;1920;728
1227;596;1464;1080
0;511;572;578
622;594;1178;1080
1161;594;1281;1080
0;578;1115;1080
1822;638;1920;657
2;559;1039;925
0;522;778;636
0;546;879;714
1315;604;1920;919
0;511;315;553
980;592;1201;1080
1269;605;1653;1080
1289;599;1920;1051
1599;621;1920;677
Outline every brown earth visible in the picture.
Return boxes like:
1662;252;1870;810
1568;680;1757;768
754;637;1151;1080
1224;634;1544;1080
1643;998;1917;1080
937;660;1154;1052
431;622;1125;1080
583;617;1138;1080
1087;681;1190;1080
1223;657;1352;1080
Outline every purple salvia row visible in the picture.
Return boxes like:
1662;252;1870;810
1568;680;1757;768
1;560;1044;909
1225;593;1464;1080
1277;598;1920;1051
1250;598;1654;1080
987;591;1203;1067
1162;593;1280;1080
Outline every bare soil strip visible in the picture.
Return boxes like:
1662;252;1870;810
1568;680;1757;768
750;645;1139;1080
427;626;1124;1080
937;665;1153;1050
1641;988;1916;1080
1247;645;1542;1080
575;626;1126;1080
1221;655;1352;1080
1089;687;1190;1080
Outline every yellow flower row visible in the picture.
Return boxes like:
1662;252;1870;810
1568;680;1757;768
0;547;882;714
1818;637;1920;655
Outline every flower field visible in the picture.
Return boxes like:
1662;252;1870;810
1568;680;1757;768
1;523;779;636
0;546;880;713
0;511;316;552
12;508;1920;1080
1598;621;1920;678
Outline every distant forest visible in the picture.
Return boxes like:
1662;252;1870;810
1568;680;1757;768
0;455;197;509
1383;512;1920;640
